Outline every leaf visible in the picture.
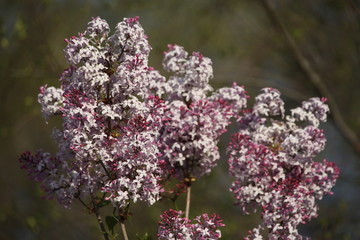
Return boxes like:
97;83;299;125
97;200;111;208
105;215;118;234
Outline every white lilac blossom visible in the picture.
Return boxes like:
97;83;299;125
38;86;64;119
209;82;248;115
101;107;164;207
159;99;233;180
228;88;339;239
158;209;225;240
19;16;165;208
159;45;248;181
289;97;330;127
192;213;225;239
163;44;214;102
253;87;284;117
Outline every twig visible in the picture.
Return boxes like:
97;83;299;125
90;194;110;240
94;208;110;240
259;0;360;155
118;204;130;240
99;160;112;179
77;196;91;211
346;0;360;17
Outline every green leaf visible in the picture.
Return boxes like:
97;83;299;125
97;200;111;208
105;215;118;234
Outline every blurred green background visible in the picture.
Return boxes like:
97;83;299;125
1;0;359;239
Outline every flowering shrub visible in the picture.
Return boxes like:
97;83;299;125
19;16;338;240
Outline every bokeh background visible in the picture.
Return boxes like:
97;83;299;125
1;0;359;239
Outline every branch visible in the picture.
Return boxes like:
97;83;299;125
259;0;360;155
346;0;360;17
94;208;110;240
117;204;130;240
90;194;110;240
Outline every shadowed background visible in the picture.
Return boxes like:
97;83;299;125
0;0;359;239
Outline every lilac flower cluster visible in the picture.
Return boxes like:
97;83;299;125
160;45;248;180
228;88;339;239
158;209;225;240
20;16;165;208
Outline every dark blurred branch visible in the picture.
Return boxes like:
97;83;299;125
259;0;360;155
346;0;360;17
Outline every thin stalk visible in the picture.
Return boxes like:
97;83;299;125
77;196;91;211
120;221;129;240
185;184;191;219
99;160;111;179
